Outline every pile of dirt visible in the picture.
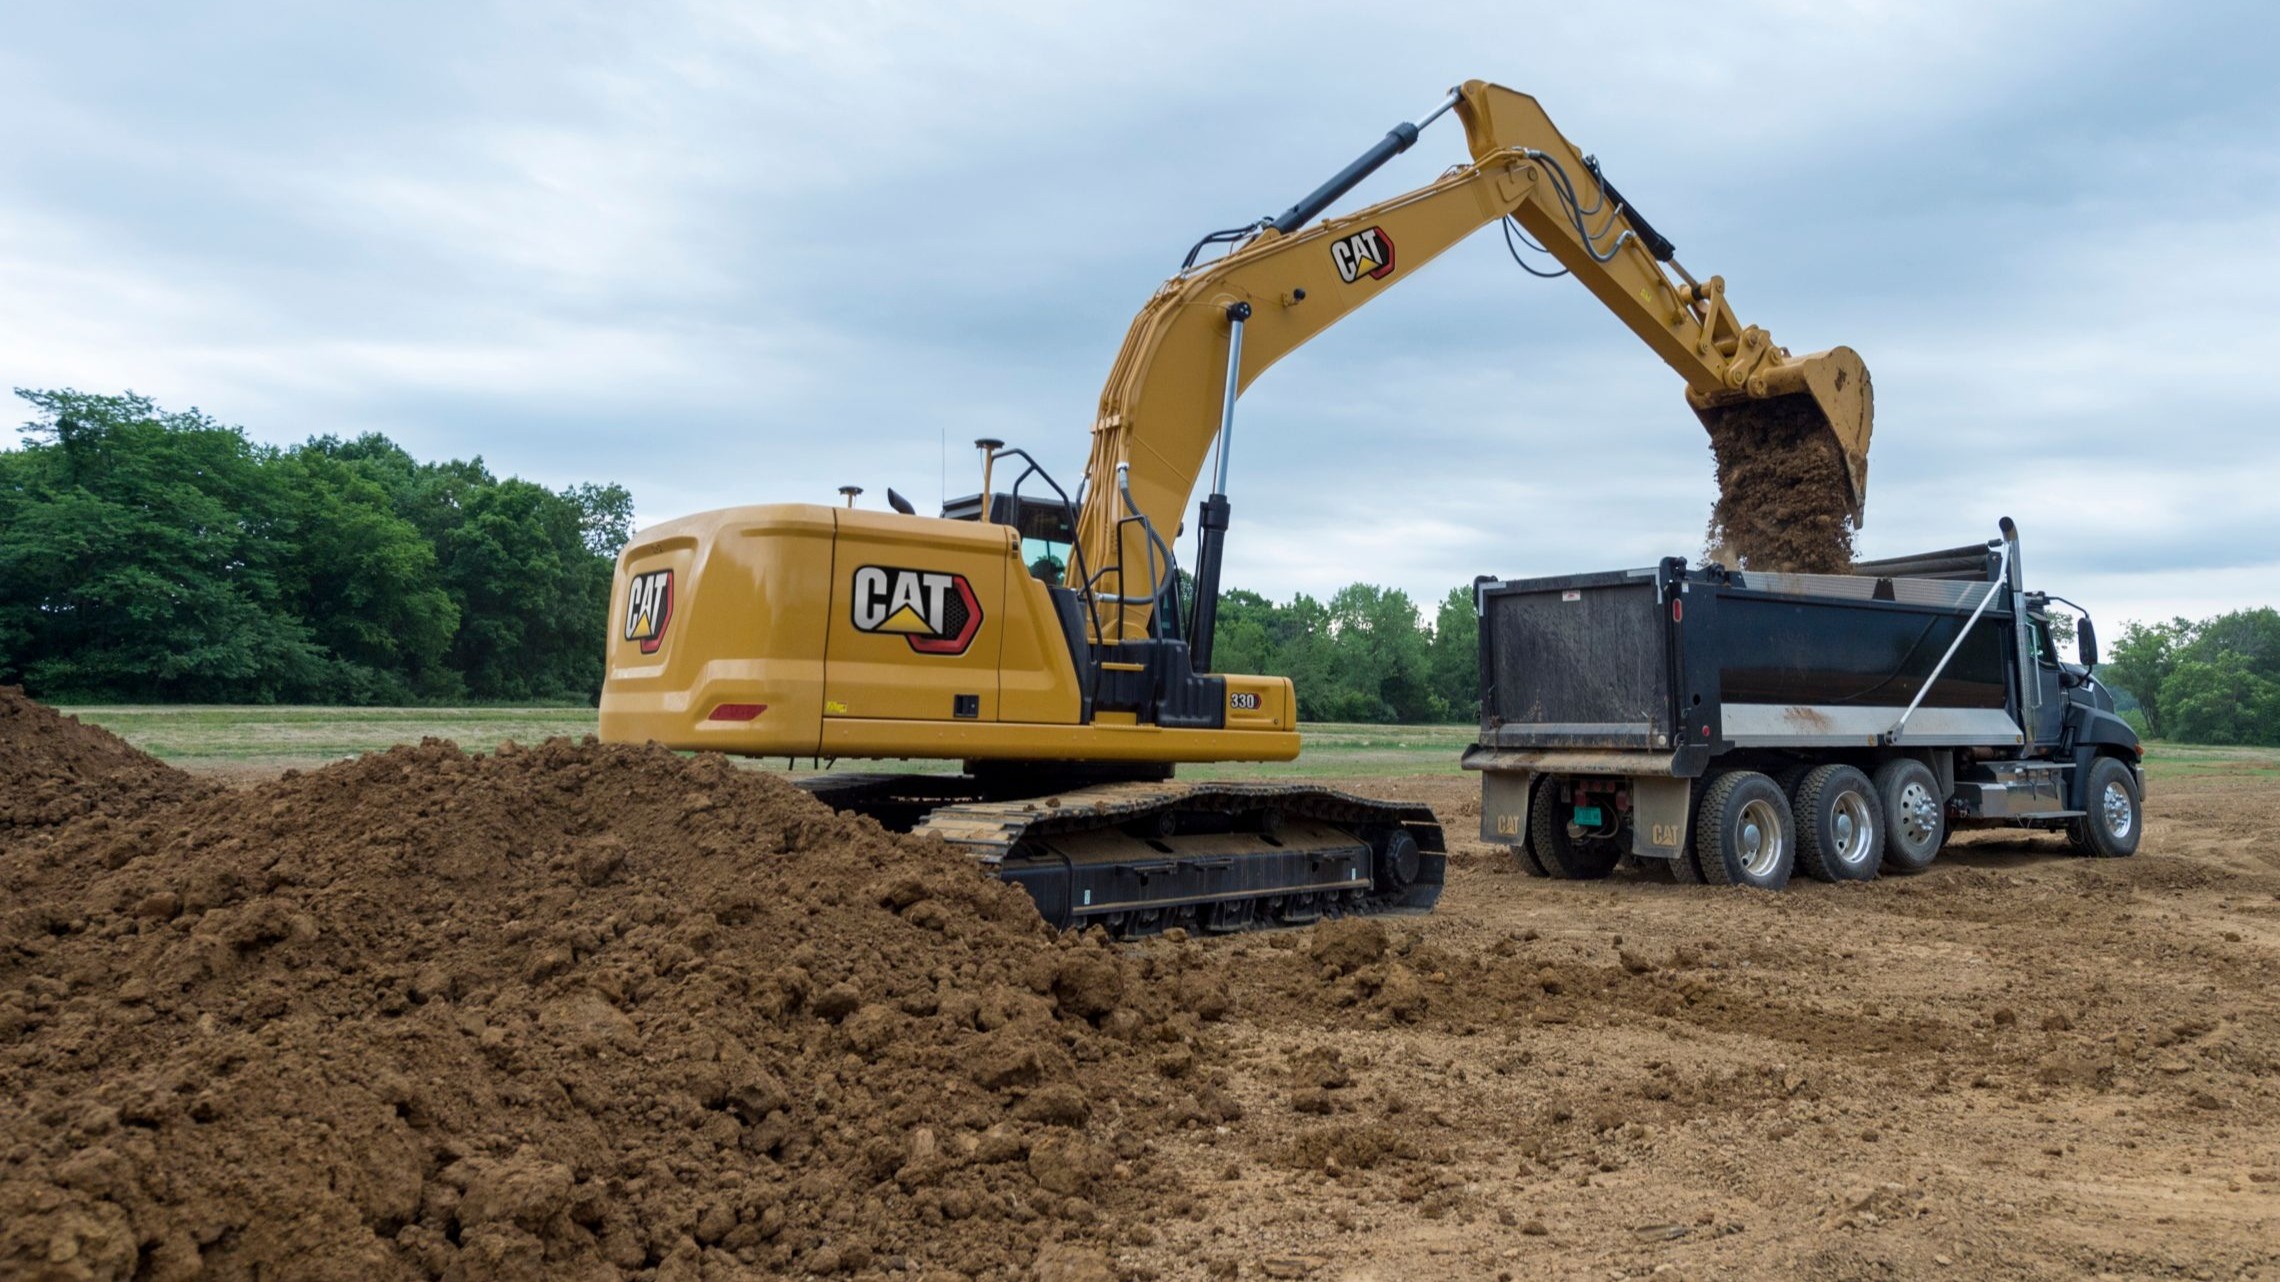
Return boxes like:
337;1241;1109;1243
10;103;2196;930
0;688;204;829
1703;398;1856;574
0;733;1236;1282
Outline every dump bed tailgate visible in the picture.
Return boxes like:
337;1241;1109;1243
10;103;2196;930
1480;569;1674;750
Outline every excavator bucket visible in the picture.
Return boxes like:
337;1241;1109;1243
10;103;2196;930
1689;345;1874;527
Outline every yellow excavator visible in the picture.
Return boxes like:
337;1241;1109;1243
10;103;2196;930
600;78;1873;934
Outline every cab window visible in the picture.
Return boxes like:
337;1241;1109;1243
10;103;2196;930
1023;538;1067;585
2028;615;2059;667
1015;506;1073;587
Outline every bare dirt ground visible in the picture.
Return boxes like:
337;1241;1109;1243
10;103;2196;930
1123;770;2280;1282
9;691;2276;1282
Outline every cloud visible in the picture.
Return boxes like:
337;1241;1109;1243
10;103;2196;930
1;0;2273;630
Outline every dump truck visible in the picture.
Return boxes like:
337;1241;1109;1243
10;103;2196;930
1464;519;2144;887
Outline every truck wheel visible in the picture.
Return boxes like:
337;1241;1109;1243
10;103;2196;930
1527;778;1620;881
1693;771;1794;890
1506;779;1550;876
1665;779;1706;883
1773;763;1812;800
1666;845;1705;884
2067;756;2141;858
1792;764;1882;882
1872;758;1945;873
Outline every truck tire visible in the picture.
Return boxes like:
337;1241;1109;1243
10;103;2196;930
1508;779;1551;877
1773;763;1812;801
1872;758;1945;873
2067;756;2141;858
1693;771;1794;890
1664;778;1706;883
1792;764;1882;882
1528;778;1620;881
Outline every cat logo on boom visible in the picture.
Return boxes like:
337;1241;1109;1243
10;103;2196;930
1329;226;1396;284
851;565;985;656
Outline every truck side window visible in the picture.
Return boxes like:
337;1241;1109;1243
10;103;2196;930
2028;616;2059;667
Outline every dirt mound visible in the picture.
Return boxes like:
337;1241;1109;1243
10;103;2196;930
0;737;1233;1282
1704;399;1856;573
0;688;202;828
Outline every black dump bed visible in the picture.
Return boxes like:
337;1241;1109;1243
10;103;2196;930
1477;549;2026;760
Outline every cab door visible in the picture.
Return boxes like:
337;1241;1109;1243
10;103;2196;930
2026;614;2067;748
821;510;1009;723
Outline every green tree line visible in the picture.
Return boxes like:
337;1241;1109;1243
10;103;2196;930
22;387;2258;738
0;389;629;704
1212;584;1478;723
2103;608;2280;746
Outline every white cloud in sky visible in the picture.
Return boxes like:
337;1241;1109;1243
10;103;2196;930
1;0;2274;630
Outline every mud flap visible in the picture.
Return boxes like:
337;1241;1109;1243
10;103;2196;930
1629;775;1692;860
1479;768;1537;848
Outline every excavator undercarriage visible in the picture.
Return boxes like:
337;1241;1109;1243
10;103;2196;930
800;771;1444;937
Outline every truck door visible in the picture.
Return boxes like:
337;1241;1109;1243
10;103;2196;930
2025;614;2066;747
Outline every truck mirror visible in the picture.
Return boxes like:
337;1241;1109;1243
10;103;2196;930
2076;615;2098;669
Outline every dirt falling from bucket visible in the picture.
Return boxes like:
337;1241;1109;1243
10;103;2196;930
1703;399;1857;574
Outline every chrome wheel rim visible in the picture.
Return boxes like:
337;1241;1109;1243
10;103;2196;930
2102;781;2134;840
1737;797;1786;878
1833;789;1876;866
1898;780;1939;846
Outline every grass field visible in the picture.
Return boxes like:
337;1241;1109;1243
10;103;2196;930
58;705;1479;779
59;705;2275;783
2136;740;2280;781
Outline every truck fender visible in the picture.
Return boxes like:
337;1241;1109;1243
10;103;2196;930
2064;705;2141;811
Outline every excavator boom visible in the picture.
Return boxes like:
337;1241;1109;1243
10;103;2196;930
1076;79;1872;641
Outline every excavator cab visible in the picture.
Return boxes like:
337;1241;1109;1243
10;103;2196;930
942;492;1076;586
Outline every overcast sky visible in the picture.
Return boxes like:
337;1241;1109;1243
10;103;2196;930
4;0;2275;627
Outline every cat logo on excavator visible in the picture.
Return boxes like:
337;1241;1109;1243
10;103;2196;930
1330;226;1396;283
623;570;673;654
851;565;984;656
